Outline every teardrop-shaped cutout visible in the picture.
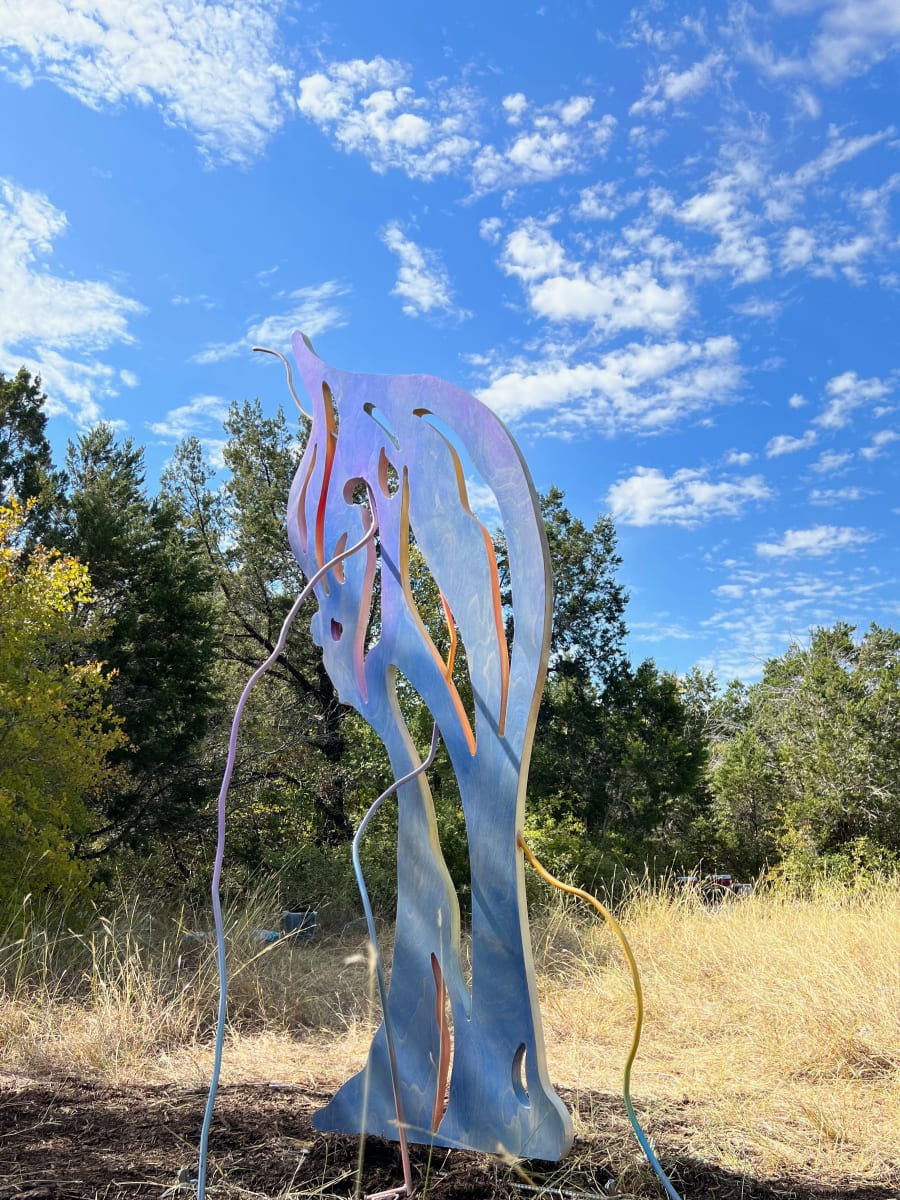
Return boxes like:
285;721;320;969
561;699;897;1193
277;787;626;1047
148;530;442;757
430;953;453;1130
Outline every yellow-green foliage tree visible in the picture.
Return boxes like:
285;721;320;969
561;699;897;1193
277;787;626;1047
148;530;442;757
0;499;125;915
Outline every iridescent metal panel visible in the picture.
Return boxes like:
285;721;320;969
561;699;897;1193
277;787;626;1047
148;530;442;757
287;334;573;1161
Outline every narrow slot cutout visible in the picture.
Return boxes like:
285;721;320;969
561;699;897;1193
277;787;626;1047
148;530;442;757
339;476;377;701
363;401;401;450
430;953;453;1130
512;1043;530;1107
294;443;317;553
331;532;348;584
378;447;400;498
314;382;340;593
437;593;477;753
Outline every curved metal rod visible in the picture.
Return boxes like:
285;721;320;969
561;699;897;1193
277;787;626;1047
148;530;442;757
352;722;441;1200
197;490;378;1200
253;344;311;417
518;835;682;1200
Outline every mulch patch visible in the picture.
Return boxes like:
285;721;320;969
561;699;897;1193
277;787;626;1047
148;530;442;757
0;1076;895;1200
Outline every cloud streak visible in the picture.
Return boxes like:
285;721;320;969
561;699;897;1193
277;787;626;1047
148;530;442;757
476;335;742;436
382;223;468;320
193;281;349;365
608;466;772;526
0;177;142;423
0;0;293;164
756;524;876;558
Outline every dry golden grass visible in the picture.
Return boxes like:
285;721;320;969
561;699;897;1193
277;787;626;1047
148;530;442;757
2;880;898;1194
533;881;900;1190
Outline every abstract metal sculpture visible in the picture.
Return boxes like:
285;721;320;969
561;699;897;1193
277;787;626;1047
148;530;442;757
284;333;573;1161
198;334;683;1200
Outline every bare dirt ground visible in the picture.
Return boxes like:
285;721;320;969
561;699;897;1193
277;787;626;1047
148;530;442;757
1;1074;897;1200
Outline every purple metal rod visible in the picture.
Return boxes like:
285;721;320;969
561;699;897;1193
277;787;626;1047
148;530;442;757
197;489;378;1200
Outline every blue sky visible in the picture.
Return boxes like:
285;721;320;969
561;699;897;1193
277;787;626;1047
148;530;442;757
1;1;897;681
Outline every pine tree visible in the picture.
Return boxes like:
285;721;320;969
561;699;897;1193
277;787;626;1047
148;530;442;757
0;368;63;535
61;425;218;852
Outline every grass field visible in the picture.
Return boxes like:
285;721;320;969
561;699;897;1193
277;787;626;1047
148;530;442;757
1;879;898;1198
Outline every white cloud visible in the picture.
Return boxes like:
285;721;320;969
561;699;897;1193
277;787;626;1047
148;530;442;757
500;222;566;281
630;53;725;117
0;178;142;423
848;171;900;238
529;266;690;334
726;450;753;465
193;281;349;364
608;466;772;527
756;524;875;558
172;292;216;308
733;296;781;319
807;0;900;83
297;57;479;180
815;232;876;283
201;438;228;471
502;93;528;125
788;392;808;409
381;223;467;320
629;123;667;150
811;448;853;473
0;0;293;164
781;225;817;269
765;428;818;456
573;182;625;220
714;582;750;600
477;335;743;435
809;486;869;504
860;428;898;459
632;618;696;644
499;220;690;336
675;172;771;283
816;370;892;428
471;97;616;194
297;62;615;192
792;85;822;119
791;126;893;188
619;12;688;51
148;394;228;439
479;217;503;244
700;559;890;681
744;1;900;85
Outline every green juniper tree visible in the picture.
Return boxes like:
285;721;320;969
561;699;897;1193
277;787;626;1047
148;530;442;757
710;623;900;878
60;424;218;858
163;401;365;872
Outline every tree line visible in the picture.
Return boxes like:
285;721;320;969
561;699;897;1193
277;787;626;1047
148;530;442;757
1;367;898;918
